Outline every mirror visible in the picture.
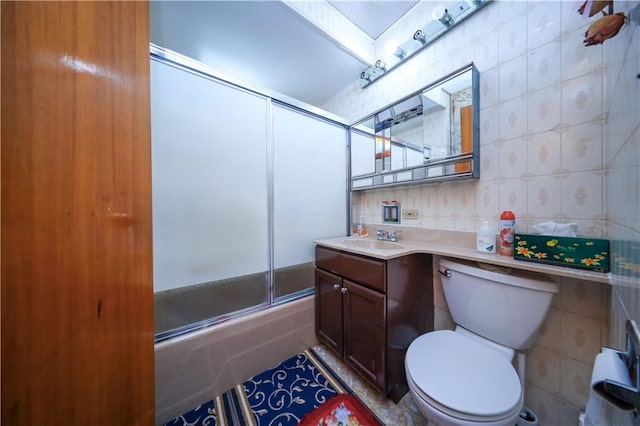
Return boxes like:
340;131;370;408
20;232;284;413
350;63;479;190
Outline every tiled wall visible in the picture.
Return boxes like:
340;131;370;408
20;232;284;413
324;0;615;237
321;0;640;423
602;1;639;425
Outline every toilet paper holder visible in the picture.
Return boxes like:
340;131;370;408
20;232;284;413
601;319;640;412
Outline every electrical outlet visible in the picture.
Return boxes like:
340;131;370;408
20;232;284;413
402;209;419;219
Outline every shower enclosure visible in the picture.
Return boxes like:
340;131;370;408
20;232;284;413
150;46;349;341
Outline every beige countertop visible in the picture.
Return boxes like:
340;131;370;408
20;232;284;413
314;227;611;285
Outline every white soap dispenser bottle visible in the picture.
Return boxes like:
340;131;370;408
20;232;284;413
477;220;496;254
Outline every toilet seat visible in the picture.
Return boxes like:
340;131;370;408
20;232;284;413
405;330;523;421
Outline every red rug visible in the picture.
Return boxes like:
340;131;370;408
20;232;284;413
298;393;383;426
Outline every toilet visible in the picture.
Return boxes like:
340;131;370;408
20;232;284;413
405;258;558;426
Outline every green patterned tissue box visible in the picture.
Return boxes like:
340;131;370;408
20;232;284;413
513;234;609;273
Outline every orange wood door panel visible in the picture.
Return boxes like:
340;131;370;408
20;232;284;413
1;2;154;424
455;104;473;173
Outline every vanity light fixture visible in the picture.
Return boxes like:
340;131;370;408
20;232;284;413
413;29;427;44
375;60;387;71
413;21;442;45
359;0;489;88
394;46;407;60
432;5;454;27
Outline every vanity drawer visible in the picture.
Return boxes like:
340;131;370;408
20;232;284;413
315;246;386;292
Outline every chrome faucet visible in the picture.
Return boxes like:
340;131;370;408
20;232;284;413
376;229;401;242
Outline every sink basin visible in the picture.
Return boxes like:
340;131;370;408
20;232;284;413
339;239;405;250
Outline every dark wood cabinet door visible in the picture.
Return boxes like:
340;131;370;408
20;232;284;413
315;268;344;355
343;279;386;393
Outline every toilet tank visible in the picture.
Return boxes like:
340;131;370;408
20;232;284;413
439;258;558;350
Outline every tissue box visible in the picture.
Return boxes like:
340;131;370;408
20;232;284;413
513;234;609;273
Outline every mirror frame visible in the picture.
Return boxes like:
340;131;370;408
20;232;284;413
350;63;479;190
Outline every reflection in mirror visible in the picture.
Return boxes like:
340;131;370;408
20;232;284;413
350;63;478;190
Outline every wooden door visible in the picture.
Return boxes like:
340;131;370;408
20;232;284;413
315;269;344;355
1;2;154;424
454;104;473;173
342;280;386;393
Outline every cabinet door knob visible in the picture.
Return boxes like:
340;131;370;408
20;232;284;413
341;287;348;294
333;284;340;290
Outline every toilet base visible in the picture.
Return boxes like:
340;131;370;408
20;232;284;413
516;407;538;426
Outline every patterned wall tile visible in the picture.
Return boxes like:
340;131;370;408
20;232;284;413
436;183;456;218
527;175;563;220
560;312;602;363
559;357;592;407
559;401;582;426
436;212;457;230
474;0;501;37
475;181;500;220
499;96;528;141
604;112;639;167
499;54;528;103
605;166;639;224
480;104;500;145
561;71;604;127
480;66;500;109
559;278;606;319
527;345;561;393
499;138;528;179
480;141;501;181
561;171;603;220
499;178;528;218
562;122;604;172
473;30;500;71
527;130;562;176
536;307;561;352
527;85;562;134
499;12;529;63
454;183;476;215
498;1;529;23
561;0;590;35
561;27;603;81
527;1;562;50
525;385;564;426
528;39;563;92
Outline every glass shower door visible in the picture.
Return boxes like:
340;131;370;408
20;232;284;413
151;58;270;337
272;104;348;300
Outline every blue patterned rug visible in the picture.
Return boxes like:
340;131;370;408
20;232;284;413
163;349;351;426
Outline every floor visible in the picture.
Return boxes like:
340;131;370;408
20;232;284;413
311;344;428;426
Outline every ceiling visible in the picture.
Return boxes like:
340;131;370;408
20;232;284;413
327;1;418;40
150;1;420;108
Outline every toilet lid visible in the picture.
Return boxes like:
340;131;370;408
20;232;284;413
406;330;522;418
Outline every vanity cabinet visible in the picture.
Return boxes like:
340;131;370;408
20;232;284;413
315;246;433;402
